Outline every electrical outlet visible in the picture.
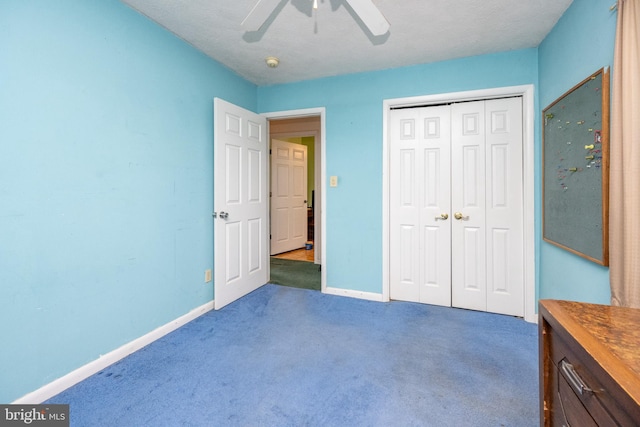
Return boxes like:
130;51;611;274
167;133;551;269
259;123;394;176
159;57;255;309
330;175;338;187
204;269;212;283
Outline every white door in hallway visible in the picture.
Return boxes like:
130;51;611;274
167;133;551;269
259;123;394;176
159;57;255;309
389;97;524;316
213;98;268;310
270;139;308;255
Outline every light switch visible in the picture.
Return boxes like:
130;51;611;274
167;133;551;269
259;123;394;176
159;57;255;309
330;176;338;187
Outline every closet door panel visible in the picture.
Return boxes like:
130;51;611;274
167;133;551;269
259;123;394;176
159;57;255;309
485;97;524;316
419;107;451;306
390;106;451;306
390;111;421;302
451;101;487;311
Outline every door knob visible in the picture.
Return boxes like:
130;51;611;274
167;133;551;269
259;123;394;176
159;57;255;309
435;213;449;221
454;212;468;220
219;211;229;219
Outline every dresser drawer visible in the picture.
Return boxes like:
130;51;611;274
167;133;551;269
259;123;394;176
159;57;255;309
551;330;620;422
556;367;598;427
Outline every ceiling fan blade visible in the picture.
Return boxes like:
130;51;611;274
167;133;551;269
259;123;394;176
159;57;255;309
343;0;389;36
241;0;288;32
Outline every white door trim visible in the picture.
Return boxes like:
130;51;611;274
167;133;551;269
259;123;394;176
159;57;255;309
382;85;536;323
262;107;327;293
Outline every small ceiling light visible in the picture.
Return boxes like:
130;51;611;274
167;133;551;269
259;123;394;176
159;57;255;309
265;56;280;68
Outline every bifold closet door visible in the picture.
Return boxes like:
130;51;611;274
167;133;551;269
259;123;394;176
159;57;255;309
449;98;523;316
389;97;524;317
482;97;523;316
389;106;452;306
450;101;487;311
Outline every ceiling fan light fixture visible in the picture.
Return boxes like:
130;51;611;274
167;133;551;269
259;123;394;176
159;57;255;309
242;0;389;37
265;56;280;68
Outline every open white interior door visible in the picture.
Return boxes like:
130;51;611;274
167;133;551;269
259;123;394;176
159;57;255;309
270;138;308;255
214;98;268;310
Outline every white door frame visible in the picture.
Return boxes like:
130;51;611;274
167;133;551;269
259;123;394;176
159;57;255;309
262;107;327;292
382;85;537;323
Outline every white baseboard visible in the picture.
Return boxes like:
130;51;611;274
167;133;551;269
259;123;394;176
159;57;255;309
324;286;539;323
13;300;215;404
324;286;383;302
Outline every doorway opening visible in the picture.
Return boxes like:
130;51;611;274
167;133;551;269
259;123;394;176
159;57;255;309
269;136;314;259
265;110;325;292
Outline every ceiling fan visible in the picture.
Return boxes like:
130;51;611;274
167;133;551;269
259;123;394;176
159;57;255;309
241;0;390;36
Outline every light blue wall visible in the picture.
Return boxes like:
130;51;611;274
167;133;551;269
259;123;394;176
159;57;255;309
258;49;539;294
538;0;617;303
0;0;256;403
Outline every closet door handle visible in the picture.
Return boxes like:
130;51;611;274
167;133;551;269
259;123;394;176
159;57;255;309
454;212;468;220
435;213;449;221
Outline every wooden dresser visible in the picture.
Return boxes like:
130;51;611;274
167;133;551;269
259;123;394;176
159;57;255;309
539;299;640;426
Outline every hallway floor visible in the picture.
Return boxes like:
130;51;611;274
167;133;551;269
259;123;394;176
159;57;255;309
272;247;314;262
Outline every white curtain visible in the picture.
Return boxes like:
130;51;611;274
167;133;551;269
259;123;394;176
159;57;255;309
609;0;640;308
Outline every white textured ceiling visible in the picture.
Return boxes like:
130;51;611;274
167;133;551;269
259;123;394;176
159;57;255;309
120;0;573;86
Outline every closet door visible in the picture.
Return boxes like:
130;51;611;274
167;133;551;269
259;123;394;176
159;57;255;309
450;98;524;316
389;98;524;317
451;101;487;311
484;97;523;316
389;106;452;306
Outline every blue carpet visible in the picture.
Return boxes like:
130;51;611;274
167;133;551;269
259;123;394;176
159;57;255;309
46;284;538;426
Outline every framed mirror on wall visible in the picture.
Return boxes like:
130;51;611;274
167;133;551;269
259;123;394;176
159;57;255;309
542;67;610;266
